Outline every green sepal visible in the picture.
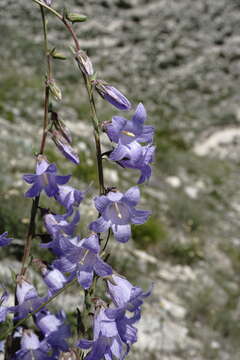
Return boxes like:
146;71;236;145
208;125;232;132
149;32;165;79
50;47;67;60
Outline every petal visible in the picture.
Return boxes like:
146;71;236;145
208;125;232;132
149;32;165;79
132;103;146;135
55;174;71;185
130;209;151;225
137;165;152;184
77;267;93;289
136;125;155;143
111;224;131;243
83;234;100;253
23;174;37;184
89;217;110;233
106;116;127;143
24;183;41;198
122;186;140;207
94;195;110;214
126;141;142;163
94;258;112;277
46;163;57;173
110;336;123;359
109;144;128;161
54;258;76;273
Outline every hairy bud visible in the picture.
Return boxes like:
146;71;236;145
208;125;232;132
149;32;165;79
75;50;94;76
48;79;62;101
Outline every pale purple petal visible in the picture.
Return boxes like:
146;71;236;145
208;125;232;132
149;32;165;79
94;195;111;213
77;267;93;289
94;258;112;277
109;144;128;161
130;209;151;224
89;217;110;233
122;186;140;207
111;224;131;243
132;103;146;135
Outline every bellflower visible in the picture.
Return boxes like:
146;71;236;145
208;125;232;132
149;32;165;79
94;80;131;111
104;275;152;348
103;103;154;147
36;310;71;352
89;186;151;242
50;130;79;165
54;233;112;289
0;232;13;247
23;155;71;198
54;185;85;211
118;144;155;184
77;302;127;360
14;329;52;360
43;209;80;239
107;274;152;313
10;277;47;320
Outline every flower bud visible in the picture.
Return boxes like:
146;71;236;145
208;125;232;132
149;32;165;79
66;13;87;23
75;50;94;76
94;80;131;111
51;111;72;144
51;48;67;60
48;79;62;101
50;130;79;164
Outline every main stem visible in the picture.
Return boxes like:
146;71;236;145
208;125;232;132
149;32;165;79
20;5;50;276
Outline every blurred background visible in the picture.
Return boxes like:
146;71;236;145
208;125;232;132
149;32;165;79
1;0;240;359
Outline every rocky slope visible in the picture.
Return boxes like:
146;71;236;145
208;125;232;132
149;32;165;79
1;0;240;359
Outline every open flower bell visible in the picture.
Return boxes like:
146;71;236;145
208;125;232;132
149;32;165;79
23;155;71;198
89;186;151;242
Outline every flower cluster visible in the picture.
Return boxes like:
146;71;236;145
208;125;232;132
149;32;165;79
0;2;155;359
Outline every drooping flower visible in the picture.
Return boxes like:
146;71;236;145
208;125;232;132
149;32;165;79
103;103;154;147
94;80;131;111
43;209;80;240
54;233;112;289
104;274;152;347
89;186;151;242
0;232;13;247
54;185;85;211
106;274;152;312
35;310;71;352
23;155;71;198
50;130;79;165
77;300;127;360
9;277;47;320
14;329;52;360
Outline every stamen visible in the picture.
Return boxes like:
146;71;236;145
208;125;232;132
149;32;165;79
79;249;89;265
114;203;122;219
121;130;135;137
